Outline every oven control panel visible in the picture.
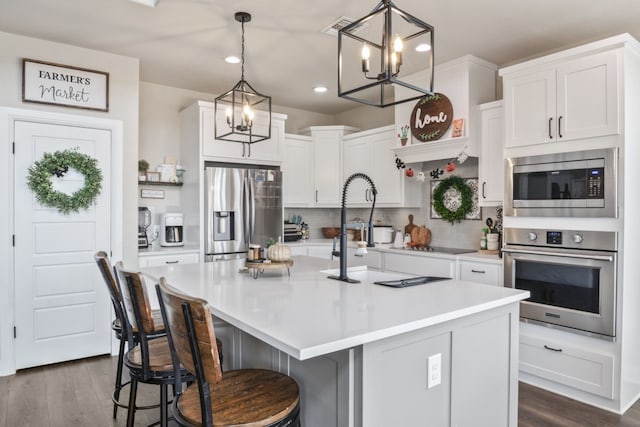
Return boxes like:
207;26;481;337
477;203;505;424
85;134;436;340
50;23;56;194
546;231;562;245
504;228;617;252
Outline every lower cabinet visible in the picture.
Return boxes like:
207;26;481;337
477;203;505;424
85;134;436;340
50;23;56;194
519;332;615;399
138;251;199;268
458;260;502;286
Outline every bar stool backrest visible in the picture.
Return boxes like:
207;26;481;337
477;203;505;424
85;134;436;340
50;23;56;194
157;278;223;385
94;252;127;329
113;262;157;335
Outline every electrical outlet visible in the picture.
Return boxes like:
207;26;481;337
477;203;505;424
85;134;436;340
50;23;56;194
427;353;441;389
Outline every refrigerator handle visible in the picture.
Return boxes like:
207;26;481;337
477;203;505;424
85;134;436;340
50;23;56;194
248;174;256;244
243;175;251;246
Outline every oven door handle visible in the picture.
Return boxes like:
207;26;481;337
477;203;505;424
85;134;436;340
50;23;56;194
502;248;614;263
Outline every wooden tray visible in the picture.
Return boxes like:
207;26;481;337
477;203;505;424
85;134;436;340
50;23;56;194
245;259;293;279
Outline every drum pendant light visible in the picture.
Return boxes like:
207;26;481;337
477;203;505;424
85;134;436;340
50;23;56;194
338;0;435;108
215;12;271;146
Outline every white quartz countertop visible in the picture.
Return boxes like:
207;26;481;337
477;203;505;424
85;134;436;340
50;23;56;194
142;256;526;360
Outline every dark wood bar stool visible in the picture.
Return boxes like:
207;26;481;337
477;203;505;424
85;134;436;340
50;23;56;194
114;262;196;427
94;251;166;418
156;278;301;427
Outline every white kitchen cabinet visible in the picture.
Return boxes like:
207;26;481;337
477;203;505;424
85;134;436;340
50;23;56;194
502;49;619;148
310;126;356;206
519;332;614;399
282;134;313;207
138;251;199;268
342;126;421;208
183;101;286;165
383;252;456;278
458;259;501;286
478;101;504;206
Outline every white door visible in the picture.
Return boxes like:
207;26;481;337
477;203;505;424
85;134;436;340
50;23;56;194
13;120;111;369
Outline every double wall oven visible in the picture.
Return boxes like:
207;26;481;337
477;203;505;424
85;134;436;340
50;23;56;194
504;147;619;339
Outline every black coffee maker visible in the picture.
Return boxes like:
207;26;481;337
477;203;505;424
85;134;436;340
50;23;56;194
138;207;151;248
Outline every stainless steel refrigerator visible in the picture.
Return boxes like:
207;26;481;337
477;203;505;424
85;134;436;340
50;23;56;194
204;163;283;261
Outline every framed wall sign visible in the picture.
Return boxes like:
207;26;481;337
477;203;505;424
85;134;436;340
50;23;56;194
22;58;109;112
410;93;453;142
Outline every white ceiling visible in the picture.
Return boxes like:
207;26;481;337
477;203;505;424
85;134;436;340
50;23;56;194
1;0;639;114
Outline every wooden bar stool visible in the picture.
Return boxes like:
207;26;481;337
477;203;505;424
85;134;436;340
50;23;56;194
115;262;196;427
94;251;166;418
156;278;301;427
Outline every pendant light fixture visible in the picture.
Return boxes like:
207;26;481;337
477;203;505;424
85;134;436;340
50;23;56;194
215;12;271;146
338;0;434;108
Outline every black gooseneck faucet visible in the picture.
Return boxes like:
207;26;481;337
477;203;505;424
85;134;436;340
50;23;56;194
328;173;377;283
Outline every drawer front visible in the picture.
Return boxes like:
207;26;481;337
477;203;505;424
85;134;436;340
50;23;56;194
459;261;501;286
383;253;455;278
142;252;199;267
520;334;614;398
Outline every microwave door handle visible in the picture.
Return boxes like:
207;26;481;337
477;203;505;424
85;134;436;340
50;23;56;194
502;248;614;263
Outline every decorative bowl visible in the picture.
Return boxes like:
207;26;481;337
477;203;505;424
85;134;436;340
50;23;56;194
321;227;341;238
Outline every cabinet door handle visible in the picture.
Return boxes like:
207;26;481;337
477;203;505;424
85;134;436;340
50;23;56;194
247;143;252;157
315;190;318;203
165;260;179;264
548;117;553;139
242;142;246;157
544;345;563;352
558;116;563;138
482;182;486;199
471;269;486;274
365;189;369;201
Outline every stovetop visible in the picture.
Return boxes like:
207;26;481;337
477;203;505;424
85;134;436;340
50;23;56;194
390;246;475;255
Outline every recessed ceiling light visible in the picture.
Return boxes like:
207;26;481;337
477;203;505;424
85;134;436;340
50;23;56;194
313;86;328;93
129;0;159;7
225;56;240;64
415;44;432;52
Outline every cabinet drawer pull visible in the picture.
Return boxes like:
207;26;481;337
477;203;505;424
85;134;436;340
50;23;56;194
548;117;553;139
482;182;486;199
558;116;563;138
471;269;486;274
165;260;179;264
544;345;563;352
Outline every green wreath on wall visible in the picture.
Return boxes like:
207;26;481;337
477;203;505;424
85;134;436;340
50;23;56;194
26;149;103;214
432;175;472;225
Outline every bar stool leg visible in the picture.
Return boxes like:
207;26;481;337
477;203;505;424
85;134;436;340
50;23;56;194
126;377;138;427
113;336;126;418
160;384;168;427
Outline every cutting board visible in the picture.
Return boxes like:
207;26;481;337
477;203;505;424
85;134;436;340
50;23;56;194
404;214;417;236
410;225;432;247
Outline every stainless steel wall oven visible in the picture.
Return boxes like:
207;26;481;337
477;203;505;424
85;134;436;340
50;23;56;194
503;228;617;339
506;148;617;217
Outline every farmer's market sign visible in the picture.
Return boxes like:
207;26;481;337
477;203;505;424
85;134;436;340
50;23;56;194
410;93;453;142
22;59;109;112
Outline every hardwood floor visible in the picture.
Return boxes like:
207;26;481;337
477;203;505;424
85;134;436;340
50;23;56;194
1;355;640;426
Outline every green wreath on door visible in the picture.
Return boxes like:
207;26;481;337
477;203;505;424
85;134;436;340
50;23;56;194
26;149;103;214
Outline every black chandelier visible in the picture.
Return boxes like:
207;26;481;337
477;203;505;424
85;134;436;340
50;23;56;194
215;12;271;145
338;0;434;108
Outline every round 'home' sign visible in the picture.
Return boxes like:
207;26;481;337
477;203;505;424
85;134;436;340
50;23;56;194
410;93;453;142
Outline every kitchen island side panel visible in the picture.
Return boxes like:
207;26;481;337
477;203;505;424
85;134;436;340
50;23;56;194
362;303;519;427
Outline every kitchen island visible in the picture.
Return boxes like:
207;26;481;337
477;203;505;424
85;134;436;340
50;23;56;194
142;256;528;427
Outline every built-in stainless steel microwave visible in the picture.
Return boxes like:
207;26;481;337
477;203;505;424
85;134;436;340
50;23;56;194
505;148;617;217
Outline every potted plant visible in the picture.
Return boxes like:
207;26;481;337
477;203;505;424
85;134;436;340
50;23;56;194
138;159;149;181
397;124;410;146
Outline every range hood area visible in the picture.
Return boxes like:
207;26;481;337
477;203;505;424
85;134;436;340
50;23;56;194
392;55;497;163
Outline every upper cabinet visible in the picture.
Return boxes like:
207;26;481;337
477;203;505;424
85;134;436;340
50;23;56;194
282;126;356;208
478;101;504;207
502;49;620;148
282;134;313;207
342;126;421;208
184;100;286;165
